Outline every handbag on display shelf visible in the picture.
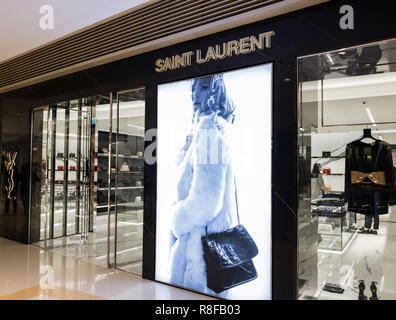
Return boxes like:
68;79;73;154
136;180;143;187
201;177;258;294
323;167;331;175
120;162;130;172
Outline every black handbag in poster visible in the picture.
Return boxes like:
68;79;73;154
202;225;258;293
201;179;258;293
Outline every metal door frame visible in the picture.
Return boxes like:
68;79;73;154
29;104;91;248
108;88;145;273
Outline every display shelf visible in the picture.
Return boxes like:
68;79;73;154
69;169;86;171
98;186;144;191
318;212;357;251
311;156;345;159
96;202;143;209
97;153;144;159
97;171;143;174
96;130;144;214
117;171;143;174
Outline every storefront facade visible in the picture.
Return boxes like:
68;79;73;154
0;0;395;300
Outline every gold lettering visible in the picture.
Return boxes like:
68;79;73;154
205;46;217;62
239;37;251;54
172;56;176;69
155;59;165;72
183;51;194;66
261;31;275;49
164;57;174;70
250;35;264;51
227;40;239;57
175;55;184;69
156;32;275;71
196;49;206;64
215;43;227;59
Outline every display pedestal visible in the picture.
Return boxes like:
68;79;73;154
318;212;358;252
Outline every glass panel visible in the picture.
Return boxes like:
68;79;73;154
67;102;79;235
30;102;91;248
30;107;51;244
67;100;91;240
94;93;117;267
298;38;396;300
115;89;145;274
79;99;91;243
297;57;320;299
53;107;66;238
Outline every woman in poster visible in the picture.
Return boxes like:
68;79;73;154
168;74;237;295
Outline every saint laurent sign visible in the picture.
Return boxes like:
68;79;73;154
155;31;275;73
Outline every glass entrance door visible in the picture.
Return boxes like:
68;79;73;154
30;104;90;248
30;107;51;245
29;92;145;276
114;89;145;275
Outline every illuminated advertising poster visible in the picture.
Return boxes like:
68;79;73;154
156;64;272;299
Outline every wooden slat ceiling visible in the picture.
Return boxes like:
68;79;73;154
0;0;285;91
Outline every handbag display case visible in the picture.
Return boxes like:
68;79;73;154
96;130;145;214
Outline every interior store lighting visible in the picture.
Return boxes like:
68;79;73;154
365;107;377;127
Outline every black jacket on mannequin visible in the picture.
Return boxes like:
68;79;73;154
345;139;395;215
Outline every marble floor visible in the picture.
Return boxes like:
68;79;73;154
34;211;143;274
316;208;396;300
0;237;213;300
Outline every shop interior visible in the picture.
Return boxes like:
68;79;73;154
298;38;396;300
29;89;145;275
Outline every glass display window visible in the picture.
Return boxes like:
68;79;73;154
298;38;396;300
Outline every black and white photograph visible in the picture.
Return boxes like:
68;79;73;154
156;64;273;299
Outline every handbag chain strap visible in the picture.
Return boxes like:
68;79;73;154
234;176;240;225
205;176;240;235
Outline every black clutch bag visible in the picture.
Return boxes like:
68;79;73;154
201;178;258;294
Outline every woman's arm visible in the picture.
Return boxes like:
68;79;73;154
318;174;329;193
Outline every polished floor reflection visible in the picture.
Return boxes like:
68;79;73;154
0;237;213;300
316;207;396;300
35;211;143;274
